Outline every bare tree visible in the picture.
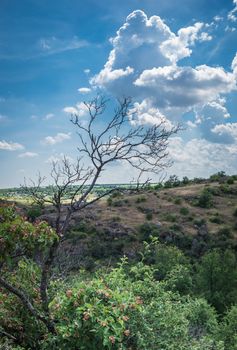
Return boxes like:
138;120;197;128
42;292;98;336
0;95;181;338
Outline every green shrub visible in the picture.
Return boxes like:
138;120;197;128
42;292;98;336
136;195;146;203
194;218;206;227
218;227;233;239
195;249;237;314
44;260;221;350
164;175;180;188
182;176;190;185
146;212;153;221
209;216;223;224
219;305;237;350
227;177;234;185
26;205;42;222
139;223;159;241
112;200;124;207
180;207;189;215
164;213;177;222
154;183;163;190
174;197;182;205
233;208;237;217
107;197;113;206
197;189;214;208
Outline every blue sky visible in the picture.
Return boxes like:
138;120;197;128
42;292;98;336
0;0;237;187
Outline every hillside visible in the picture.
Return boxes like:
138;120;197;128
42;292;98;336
1;174;237;349
7;175;236;272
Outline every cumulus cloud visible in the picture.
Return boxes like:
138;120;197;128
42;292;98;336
91;10;236;116
211;122;237;143
91;10;213;90
41;132;71;146
78;87;92;94
18;152;38;158
193;100;233;143
0;140;24;151
134;65;235;108
160;22;211;64
89;9;237;176
129;99;173;129
63;102;88;117
168;137;237;178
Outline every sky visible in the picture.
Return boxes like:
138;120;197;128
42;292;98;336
0;0;237;187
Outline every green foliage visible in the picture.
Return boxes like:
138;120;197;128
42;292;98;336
163;264;193;295
219;305;237;350
227;177;234;185
174;197;182;205
197;189;214;208
145;212;153;220
154;183;163;190
135;195;147;203
139;222;160;241
0;258;45;347
194;218;206;227
0;206;57;265
233;208;237;217
182;176;190;185
164;213;177;222
107;197;113;206
26;205;42;222
209;171;226;182
143;240;189;281
195;249;237;314
209;214;223;224
42;259;222;350
164;175;180;188
217;227;233;239
180;207;190;215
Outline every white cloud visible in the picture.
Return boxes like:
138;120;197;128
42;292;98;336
194;100;232;143
63;106;78;114
63;102;88;117
228;0;237;22
92;66;134;86
129;99;173;129
0;140;24;151
91;10;213;90
38;36;88;56
88;9;237;176
213;16;223;22
211;122;237;142
84;69;90;74
134;65;236;108
168;137;237;178
160;22;211;64
18;152;38;158
76;102;89;117
41;132;71;146
91;10;236;115
44;113;54;120
78;87;91;94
